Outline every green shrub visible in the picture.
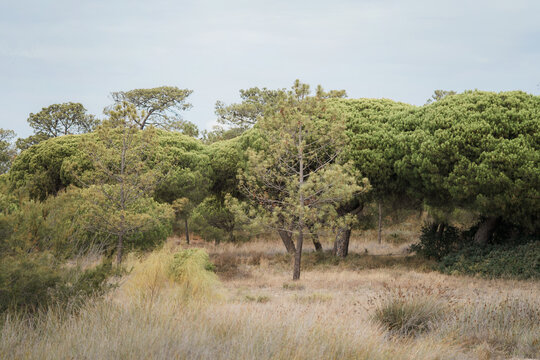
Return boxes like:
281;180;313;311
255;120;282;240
438;241;540;279
0;254;61;313
0;254;113;313
409;223;464;260
53;262;115;310
190;196;237;243
0;187;174;259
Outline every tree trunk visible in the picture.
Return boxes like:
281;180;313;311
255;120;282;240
474;217;498;246
116;233;124;265
293;122;304;281
311;232;322;252
293;230;303;280
278;229;296;254
333;201;363;256
306;223;322;252
334;228;351;257
184;218;190;245
378;201;382;244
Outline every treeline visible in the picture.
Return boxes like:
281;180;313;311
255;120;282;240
0;82;538;288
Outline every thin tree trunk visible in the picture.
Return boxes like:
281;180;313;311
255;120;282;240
116;233;124;265
278;229;296;254
293;229;303;280
378;201;383;244
343;229;351;256
293;122;304;281
474;217;498;246
184;218;190;244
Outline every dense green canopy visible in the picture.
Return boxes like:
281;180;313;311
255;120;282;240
397;91;539;229
8;89;539;236
331;98;417;198
9;130;212;203
10;134;84;200
333;91;539;231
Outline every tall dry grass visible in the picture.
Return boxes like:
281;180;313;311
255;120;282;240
1;236;539;359
1;294;470;360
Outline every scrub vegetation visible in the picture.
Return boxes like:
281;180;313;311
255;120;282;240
0;83;538;359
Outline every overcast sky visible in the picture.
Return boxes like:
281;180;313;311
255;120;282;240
1;0;539;138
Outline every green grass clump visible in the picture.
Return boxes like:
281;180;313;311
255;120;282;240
373;294;444;337
245;295;270;303
293;292;333;304
282;282;305;290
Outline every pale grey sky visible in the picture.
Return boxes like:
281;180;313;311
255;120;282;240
1;0;539;138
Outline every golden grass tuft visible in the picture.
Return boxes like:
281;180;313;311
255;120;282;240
168;248;222;302
123;247;173;302
122;246;222;306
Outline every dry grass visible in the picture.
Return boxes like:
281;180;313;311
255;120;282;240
1;233;539;360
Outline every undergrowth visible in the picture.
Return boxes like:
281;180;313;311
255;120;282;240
438;241;540;279
0;254;113;314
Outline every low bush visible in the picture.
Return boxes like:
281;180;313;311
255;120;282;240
0;254;113;313
409;223;464;260
0;254;61;313
438;241;540;279
0;187;174;260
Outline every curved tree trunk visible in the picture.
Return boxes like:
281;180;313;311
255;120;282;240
332;200;363;258
311;232;323;252
306;223;322;252
278;229;296;254
474;217;499;246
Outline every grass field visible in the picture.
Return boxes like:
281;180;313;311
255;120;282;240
1;232;539;360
